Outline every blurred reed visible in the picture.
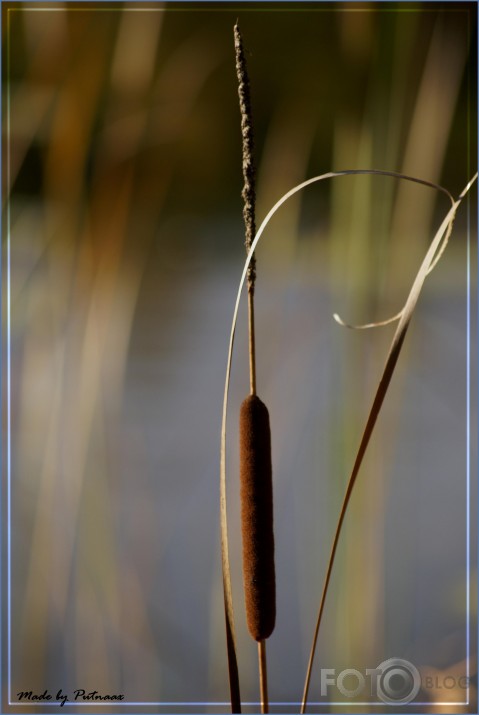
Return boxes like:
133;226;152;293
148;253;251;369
7;4;225;703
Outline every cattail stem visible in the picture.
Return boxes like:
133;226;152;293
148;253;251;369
248;290;256;395
258;640;268;713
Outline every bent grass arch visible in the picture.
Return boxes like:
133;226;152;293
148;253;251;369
220;169;475;713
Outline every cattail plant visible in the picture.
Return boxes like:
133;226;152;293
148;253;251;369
220;19;477;715
235;22;276;715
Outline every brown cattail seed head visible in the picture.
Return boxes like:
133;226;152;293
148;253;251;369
239;395;276;641
234;22;257;292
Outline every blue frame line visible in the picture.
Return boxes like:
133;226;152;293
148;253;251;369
0;2;2;711
468;5;473;702
4;701;472;708
7;4;12;709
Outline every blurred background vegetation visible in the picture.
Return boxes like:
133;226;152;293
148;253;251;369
2;2;477;712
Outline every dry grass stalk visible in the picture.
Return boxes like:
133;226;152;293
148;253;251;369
300;173;477;713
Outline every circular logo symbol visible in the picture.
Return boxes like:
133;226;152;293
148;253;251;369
376;658;421;704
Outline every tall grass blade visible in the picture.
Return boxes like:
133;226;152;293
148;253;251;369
220;446;241;713
300;172;477;713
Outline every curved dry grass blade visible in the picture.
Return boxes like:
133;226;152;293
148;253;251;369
334;204;456;330
300;172;477;714
220;167;455;712
220;459;241;713
333;309;404;330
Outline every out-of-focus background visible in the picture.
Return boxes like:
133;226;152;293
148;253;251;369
2;2;477;713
